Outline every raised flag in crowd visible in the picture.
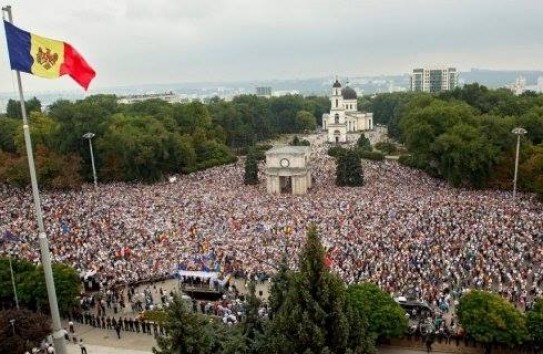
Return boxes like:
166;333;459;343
1;230;20;242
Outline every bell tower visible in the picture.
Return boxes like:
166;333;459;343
331;76;343;112
326;77;348;144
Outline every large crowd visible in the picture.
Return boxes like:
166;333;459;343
1;135;543;317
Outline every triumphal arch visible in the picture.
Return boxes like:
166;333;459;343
265;146;311;195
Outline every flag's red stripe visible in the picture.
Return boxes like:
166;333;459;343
60;42;96;90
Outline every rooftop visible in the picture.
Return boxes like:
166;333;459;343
266;145;310;155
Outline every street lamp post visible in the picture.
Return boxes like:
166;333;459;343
82;132;98;187
8;253;19;309
9;319;15;336
512;127;527;201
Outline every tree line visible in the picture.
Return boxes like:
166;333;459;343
0;257;80;315
0;257;80;353
2;85;541;196
368;84;543;197
0;94;325;187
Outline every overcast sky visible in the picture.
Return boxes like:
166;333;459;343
0;0;541;93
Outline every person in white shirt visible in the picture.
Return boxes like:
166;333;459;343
79;338;88;354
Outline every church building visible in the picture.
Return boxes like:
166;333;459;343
322;79;373;143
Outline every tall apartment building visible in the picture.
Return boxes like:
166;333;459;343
410;67;458;93
256;86;272;97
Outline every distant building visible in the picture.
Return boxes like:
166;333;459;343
410;67;458;93
272;90;299;96
507;76;527;95
538;77;543;93
322;79;373;144
256;86;272;97
117;91;183;104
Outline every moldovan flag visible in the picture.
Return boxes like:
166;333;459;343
4;21;95;90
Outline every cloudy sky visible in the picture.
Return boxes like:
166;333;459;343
0;0;541;93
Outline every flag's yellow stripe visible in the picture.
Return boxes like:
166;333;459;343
30;33;64;78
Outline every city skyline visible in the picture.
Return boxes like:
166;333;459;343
0;0;541;93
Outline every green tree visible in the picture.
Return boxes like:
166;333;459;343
213;325;246;354
266;226;353;354
289;136;310;146
244;150;259;185
400;99;477;157
48;95;118;182
527;298;543;347
519;145;543;201
371;84;543;196
345;293;373;353
432;124;500;187
0;259;80;315
6;97;42;119
97;114;173;182
0;257;35;308
18;262;80;315
268;254;290;320
347;283;408;344
0;308;51;354
369;92;420;140
153;294;219;354
305;95;330;127
243;281;266;353
0;150;27;187
0;117;20;153
171;134;198;174
444;83;493;114
517;107;543;145
327;145;347;158
357;134;371;150
374;142;397;155
457;290;527;353
336;149;364;187
295;110;317;132
12;112;58;154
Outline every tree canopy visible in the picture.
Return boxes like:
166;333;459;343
265;226;363;354
457;290;527;347
369;85;543;198
244;149;259;185
0;308;51;354
335;149;364;187
527;298;543;346
0;94;330;187
347;282;408;342
153;294;221;354
0;258;80;315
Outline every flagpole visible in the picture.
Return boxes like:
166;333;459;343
2;6;67;354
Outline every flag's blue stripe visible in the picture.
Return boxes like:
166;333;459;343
4;20;32;74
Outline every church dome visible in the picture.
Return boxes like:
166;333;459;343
332;79;342;88
341;86;357;100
